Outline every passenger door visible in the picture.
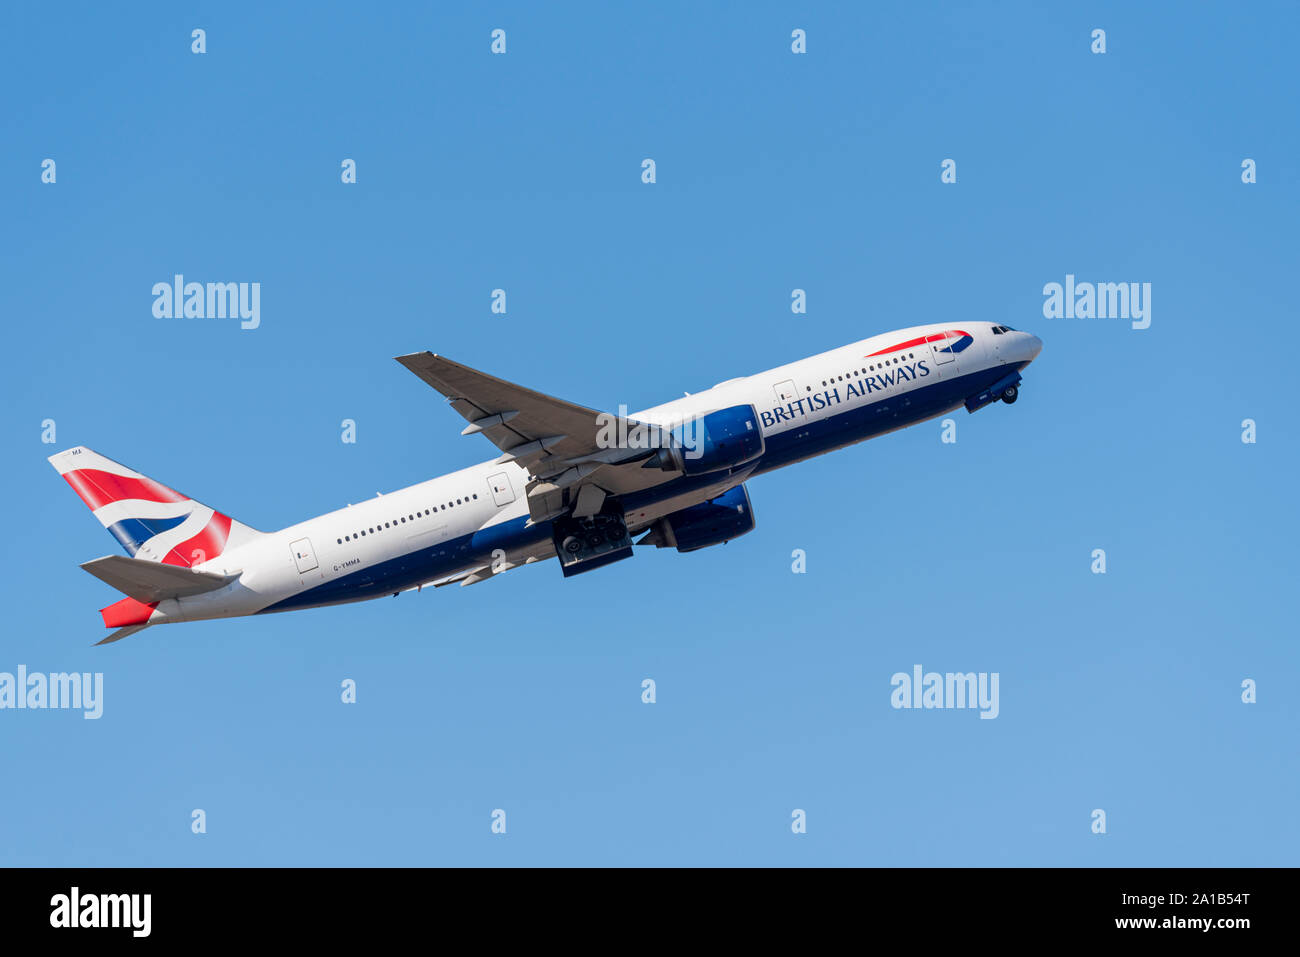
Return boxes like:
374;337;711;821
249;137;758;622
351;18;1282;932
488;472;515;507
930;332;958;366
290;537;319;578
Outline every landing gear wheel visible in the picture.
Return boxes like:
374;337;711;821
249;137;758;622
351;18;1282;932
585;532;605;548
563;536;584;554
1002;385;1019;405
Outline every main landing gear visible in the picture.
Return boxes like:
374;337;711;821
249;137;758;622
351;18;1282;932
553;506;634;577
1001;384;1018;405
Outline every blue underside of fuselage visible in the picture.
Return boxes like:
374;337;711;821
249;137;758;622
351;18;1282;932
258;361;1026;613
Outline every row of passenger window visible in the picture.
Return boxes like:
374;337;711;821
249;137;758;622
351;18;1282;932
336;493;480;545
811;351;918;390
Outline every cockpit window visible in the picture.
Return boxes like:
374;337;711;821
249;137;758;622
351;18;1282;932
992;326;1005;334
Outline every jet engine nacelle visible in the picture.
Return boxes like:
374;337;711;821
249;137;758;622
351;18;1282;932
642;404;765;476
641;484;756;553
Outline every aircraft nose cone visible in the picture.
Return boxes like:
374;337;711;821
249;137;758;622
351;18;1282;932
1025;333;1043;361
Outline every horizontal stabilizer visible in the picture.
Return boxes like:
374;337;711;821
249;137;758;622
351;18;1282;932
94;624;151;646
80;555;236;603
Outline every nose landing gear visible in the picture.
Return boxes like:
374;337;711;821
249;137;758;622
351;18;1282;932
964;371;1023;413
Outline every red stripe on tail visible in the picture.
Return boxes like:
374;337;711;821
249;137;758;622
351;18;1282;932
163;512;233;567
63;469;188;511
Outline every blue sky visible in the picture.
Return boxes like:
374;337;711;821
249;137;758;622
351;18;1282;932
1;1;1296;865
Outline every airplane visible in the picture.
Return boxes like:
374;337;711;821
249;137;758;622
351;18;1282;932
49;321;1043;645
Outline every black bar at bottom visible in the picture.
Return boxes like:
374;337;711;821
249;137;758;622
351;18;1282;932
0;866;1282;943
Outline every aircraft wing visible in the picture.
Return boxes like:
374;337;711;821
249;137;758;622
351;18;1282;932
396;352;678;521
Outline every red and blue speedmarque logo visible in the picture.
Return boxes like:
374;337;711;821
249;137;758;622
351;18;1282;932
867;329;973;358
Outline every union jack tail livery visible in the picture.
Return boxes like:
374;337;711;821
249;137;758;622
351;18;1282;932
49;447;266;643
48;447;261;566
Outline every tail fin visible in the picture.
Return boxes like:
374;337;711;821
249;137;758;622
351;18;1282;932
48;446;261;568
